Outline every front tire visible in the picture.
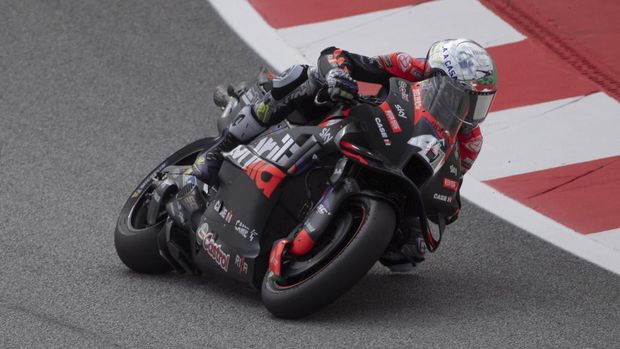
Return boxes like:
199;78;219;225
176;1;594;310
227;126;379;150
114;138;215;274
261;196;396;319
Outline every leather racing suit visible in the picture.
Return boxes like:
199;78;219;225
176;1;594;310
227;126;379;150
195;46;483;187
193;47;485;270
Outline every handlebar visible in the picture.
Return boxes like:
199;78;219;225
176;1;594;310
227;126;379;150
314;85;382;108
354;94;383;106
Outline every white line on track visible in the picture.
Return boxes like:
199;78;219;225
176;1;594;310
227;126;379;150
206;0;620;275
469;93;620;180
279;0;526;60
208;0;309;71
461;179;620;275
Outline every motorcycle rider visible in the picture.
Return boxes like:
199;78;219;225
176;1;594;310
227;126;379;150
193;38;498;271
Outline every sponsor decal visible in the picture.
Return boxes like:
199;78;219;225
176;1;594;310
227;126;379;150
244;159;286;198
412;87;422;109
304;221;316;233
443;178;459;191
196;222;209;246
235;255;249;274
319;128;334;143
374;117;392;146
397;53;411;72
433;193;453;203
442;47;457;80
316;203;330;215
226;147;287;198
253;134;301;164
394;104;407;119
131;191;140;199
449;165;458;176
213;200;222;212
398;80;410;102
380;103;402;133
219;203;233;223
227;134;301;168
203;232;230;272
234;219;258;241
225;135;297;198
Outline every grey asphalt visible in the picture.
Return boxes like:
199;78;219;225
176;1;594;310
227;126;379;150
0;1;618;348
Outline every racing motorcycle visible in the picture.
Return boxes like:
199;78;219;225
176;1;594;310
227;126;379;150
114;69;465;319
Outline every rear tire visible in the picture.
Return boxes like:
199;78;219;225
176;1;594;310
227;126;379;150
114;138;215;274
261;196;396;318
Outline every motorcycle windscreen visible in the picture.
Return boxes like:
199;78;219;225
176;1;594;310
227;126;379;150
419;75;468;137
407;76;468;175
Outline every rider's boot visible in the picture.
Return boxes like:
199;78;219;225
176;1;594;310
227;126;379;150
380;225;426;273
192;106;265;186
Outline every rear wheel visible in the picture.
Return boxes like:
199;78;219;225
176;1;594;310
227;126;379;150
114;138;215;274
261;196;396;318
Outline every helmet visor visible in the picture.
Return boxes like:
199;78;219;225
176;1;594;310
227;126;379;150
465;91;495;126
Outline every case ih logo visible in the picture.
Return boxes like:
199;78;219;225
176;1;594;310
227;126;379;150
203;232;230;272
234;219;258;241
375;117;392;146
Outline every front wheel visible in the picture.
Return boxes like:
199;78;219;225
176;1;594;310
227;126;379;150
114;137;215;274
261;196;396;319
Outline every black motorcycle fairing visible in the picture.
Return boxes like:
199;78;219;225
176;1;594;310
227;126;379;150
332;76;467;250
192;161;270;284
188;75;467;283
192;123;345;287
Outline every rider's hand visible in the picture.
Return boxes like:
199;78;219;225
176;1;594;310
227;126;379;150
325;68;358;103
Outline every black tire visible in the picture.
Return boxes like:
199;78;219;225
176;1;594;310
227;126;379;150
261;196;396;319
114;137;216;274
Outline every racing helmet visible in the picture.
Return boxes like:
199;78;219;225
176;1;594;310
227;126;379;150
424;39;498;127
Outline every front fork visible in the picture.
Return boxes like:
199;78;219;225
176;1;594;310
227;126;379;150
269;157;360;279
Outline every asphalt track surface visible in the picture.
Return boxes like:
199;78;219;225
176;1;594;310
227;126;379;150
0;1;618;348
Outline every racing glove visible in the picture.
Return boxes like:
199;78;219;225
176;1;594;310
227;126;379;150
325;68;358;103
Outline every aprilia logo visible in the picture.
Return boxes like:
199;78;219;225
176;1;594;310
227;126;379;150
226;134;297;198
245;159;285;198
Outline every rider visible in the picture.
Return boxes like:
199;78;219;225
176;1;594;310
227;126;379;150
193;38;498;271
